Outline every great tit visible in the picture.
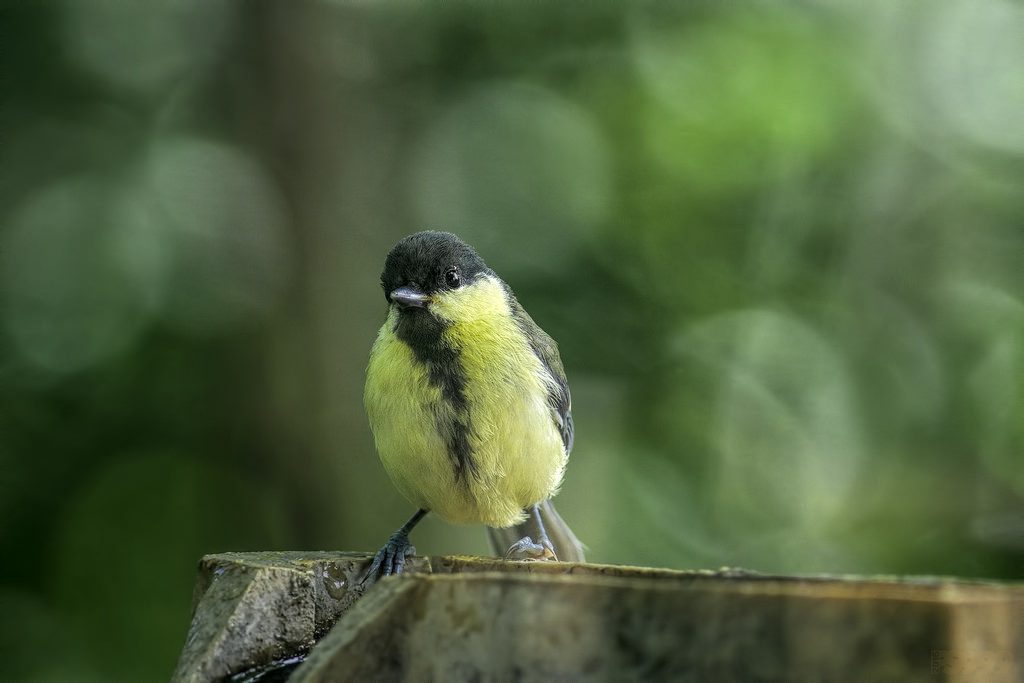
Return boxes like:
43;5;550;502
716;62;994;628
362;231;585;578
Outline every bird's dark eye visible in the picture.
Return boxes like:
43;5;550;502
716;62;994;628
444;268;461;288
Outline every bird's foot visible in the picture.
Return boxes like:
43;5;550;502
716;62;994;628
504;536;557;561
361;531;416;583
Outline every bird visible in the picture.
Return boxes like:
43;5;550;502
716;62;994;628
362;230;584;579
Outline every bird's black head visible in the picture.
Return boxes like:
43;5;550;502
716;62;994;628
380;231;490;308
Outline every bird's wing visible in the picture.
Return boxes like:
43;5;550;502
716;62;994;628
506;292;574;455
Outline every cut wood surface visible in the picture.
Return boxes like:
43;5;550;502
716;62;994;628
171;552;1023;682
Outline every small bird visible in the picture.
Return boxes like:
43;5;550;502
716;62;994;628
363;231;584;578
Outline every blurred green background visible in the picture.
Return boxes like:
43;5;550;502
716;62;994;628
2;0;1023;679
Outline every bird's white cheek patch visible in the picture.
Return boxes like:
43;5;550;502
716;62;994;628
429;276;509;324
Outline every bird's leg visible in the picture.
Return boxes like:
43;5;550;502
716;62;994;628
361;508;427;583
532;502;556;557
503;503;557;561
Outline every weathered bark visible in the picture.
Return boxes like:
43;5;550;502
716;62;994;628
172;552;1024;682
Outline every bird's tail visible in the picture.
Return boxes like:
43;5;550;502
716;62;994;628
486;499;586;563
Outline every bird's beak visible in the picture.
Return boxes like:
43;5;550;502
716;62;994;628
390;285;431;308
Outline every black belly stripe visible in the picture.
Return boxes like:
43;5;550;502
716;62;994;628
394;309;477;480
436;413;476;480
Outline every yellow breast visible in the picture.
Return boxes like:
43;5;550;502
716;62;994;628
364;275;566;527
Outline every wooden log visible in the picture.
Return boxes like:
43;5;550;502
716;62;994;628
171;552;1023;682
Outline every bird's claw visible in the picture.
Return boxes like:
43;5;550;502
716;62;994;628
361;532;416;584
504;536;557;561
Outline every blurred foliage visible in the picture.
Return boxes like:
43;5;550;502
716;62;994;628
2;0;1024;679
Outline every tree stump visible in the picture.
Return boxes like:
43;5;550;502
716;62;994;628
171;552;1023;682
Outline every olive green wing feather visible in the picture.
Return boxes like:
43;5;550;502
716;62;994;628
505;291;574;454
